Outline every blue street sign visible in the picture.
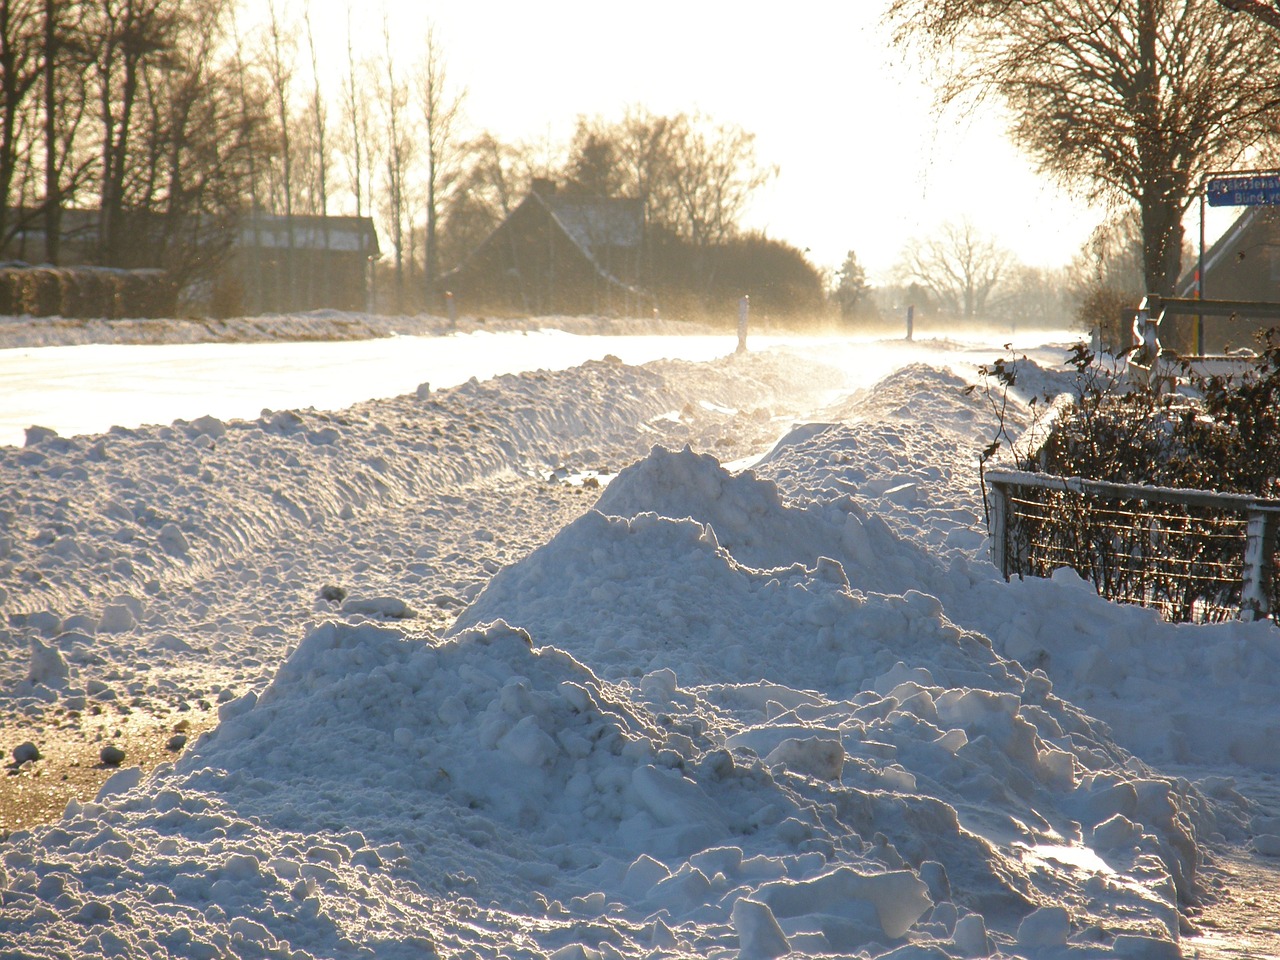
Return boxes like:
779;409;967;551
1207;174;1280;207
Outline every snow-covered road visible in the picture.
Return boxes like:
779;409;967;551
1;316;1277;960
0;325;1012;448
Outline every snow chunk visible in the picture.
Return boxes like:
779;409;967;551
340;596;417;619
95;765;143;801
157;522;190;556
952;913;990;956
28;637;69;686
732;897;791;960
765;737;845;781
755;866;932;941
188;415;226;439
1016;904;1070;947
497;715;559;768
621;854;670;897
24;424;58;446
631;764;726;830
98;602;136;633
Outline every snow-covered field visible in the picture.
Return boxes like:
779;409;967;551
1;313;1278;959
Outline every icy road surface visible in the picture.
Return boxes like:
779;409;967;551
0;327;1035;447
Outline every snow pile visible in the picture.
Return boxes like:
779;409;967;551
753;363;997;562
0;348;833;623
455;446;1210;923
0;330;1276;958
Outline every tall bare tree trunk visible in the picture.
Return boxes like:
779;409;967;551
43;0;59;262
379;17;409;313
265;0;294;308
417;26;463;313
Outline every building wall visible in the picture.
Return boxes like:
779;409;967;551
1200;211;1280;352
220;247;371;316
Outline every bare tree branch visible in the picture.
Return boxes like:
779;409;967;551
1216;0;1280;30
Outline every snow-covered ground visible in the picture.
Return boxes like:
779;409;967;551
1;312;1278;959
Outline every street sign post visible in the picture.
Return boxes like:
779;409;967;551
1206;174;1280;208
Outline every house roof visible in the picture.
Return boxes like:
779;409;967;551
1177;205;1280;296
441;184;646;296
3;209;381;259
542;196;644;253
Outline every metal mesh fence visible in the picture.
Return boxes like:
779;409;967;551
988;469;1280;624
1000;486;1251;623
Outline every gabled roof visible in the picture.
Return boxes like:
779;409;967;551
1177;206;1279;296
542;195;644;252
4;209;381;258
441;184;645;296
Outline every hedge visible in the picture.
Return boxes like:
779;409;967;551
0;265;176;319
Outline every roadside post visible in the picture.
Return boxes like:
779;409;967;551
906;305;914;341
737;295;749;353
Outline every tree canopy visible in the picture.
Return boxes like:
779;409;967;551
888;0;1280;297
894;219;1012;320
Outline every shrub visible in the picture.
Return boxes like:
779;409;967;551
974;334;1280;621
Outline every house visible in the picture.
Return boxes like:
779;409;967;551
440;180;650;317
1176;206;1280;352
215;213;380;316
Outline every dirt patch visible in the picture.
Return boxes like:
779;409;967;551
1;701;218;836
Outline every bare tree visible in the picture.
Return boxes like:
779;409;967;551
0;0;44;249
0;0;89;259
437;132;529;272
888;0;1280;297
666;114;773;251
261;0;293;220
987;263;1071;330
134;0;263;283
416;24;464;310
559;107;771;245
375;15;415;312
301;7;328;219
1070;208;1148;349
257;0;299;305
558;108;772;297
337;7;368;217
894;220;1012;320
606;108;676;284
41;0;95;262
87;0;176;264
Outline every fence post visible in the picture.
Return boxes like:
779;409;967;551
1240;507;1280;621
737;295;749;353
988;477;1009;579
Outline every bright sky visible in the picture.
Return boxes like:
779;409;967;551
314;0;1238;284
